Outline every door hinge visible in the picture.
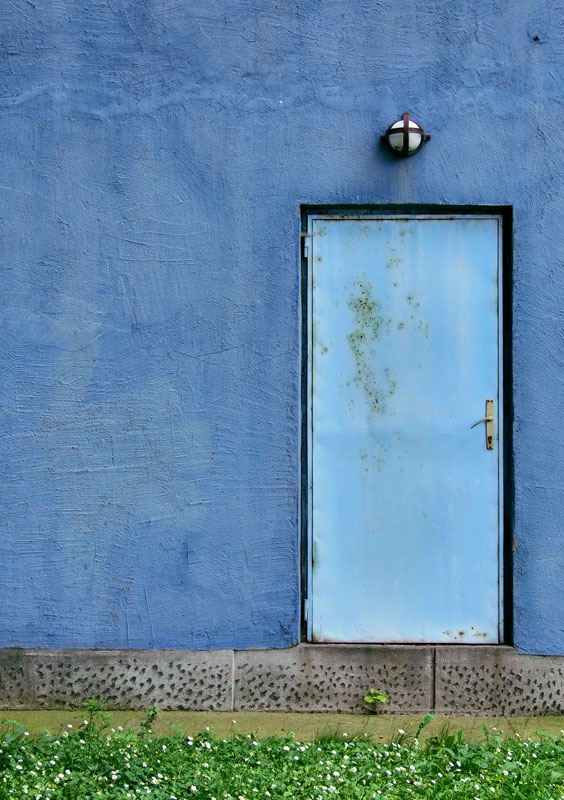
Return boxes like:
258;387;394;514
302;598;308;623
301;233;311;260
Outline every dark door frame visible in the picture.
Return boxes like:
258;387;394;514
299;204;514;644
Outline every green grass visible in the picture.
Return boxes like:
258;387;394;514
2;707;564;799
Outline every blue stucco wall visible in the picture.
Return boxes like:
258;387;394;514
0;0;562;652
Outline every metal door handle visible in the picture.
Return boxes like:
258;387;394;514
470;399;495;450
470;415;493;428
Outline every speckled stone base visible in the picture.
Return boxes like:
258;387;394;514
435;646;564;715
0;649;233;711
1;646;563;715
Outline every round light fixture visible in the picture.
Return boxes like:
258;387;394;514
382;113;431;157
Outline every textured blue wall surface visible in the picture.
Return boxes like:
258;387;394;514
0;0;563;652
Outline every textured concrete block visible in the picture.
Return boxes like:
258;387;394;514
0;649;31;708
0;650;234;710
436;646;564;715
234;645;433;712
6;645;564;714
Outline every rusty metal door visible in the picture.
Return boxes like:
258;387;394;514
305;214;503;643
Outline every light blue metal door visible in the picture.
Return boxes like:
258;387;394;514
306;214;503;643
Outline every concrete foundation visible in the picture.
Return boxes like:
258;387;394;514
2;645;564;715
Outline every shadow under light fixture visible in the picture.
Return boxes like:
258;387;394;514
382;113;431;157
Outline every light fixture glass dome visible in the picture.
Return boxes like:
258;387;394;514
382;113;430;157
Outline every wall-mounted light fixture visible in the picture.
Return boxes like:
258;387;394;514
382;113;431;157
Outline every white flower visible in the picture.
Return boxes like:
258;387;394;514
191;787;197;793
